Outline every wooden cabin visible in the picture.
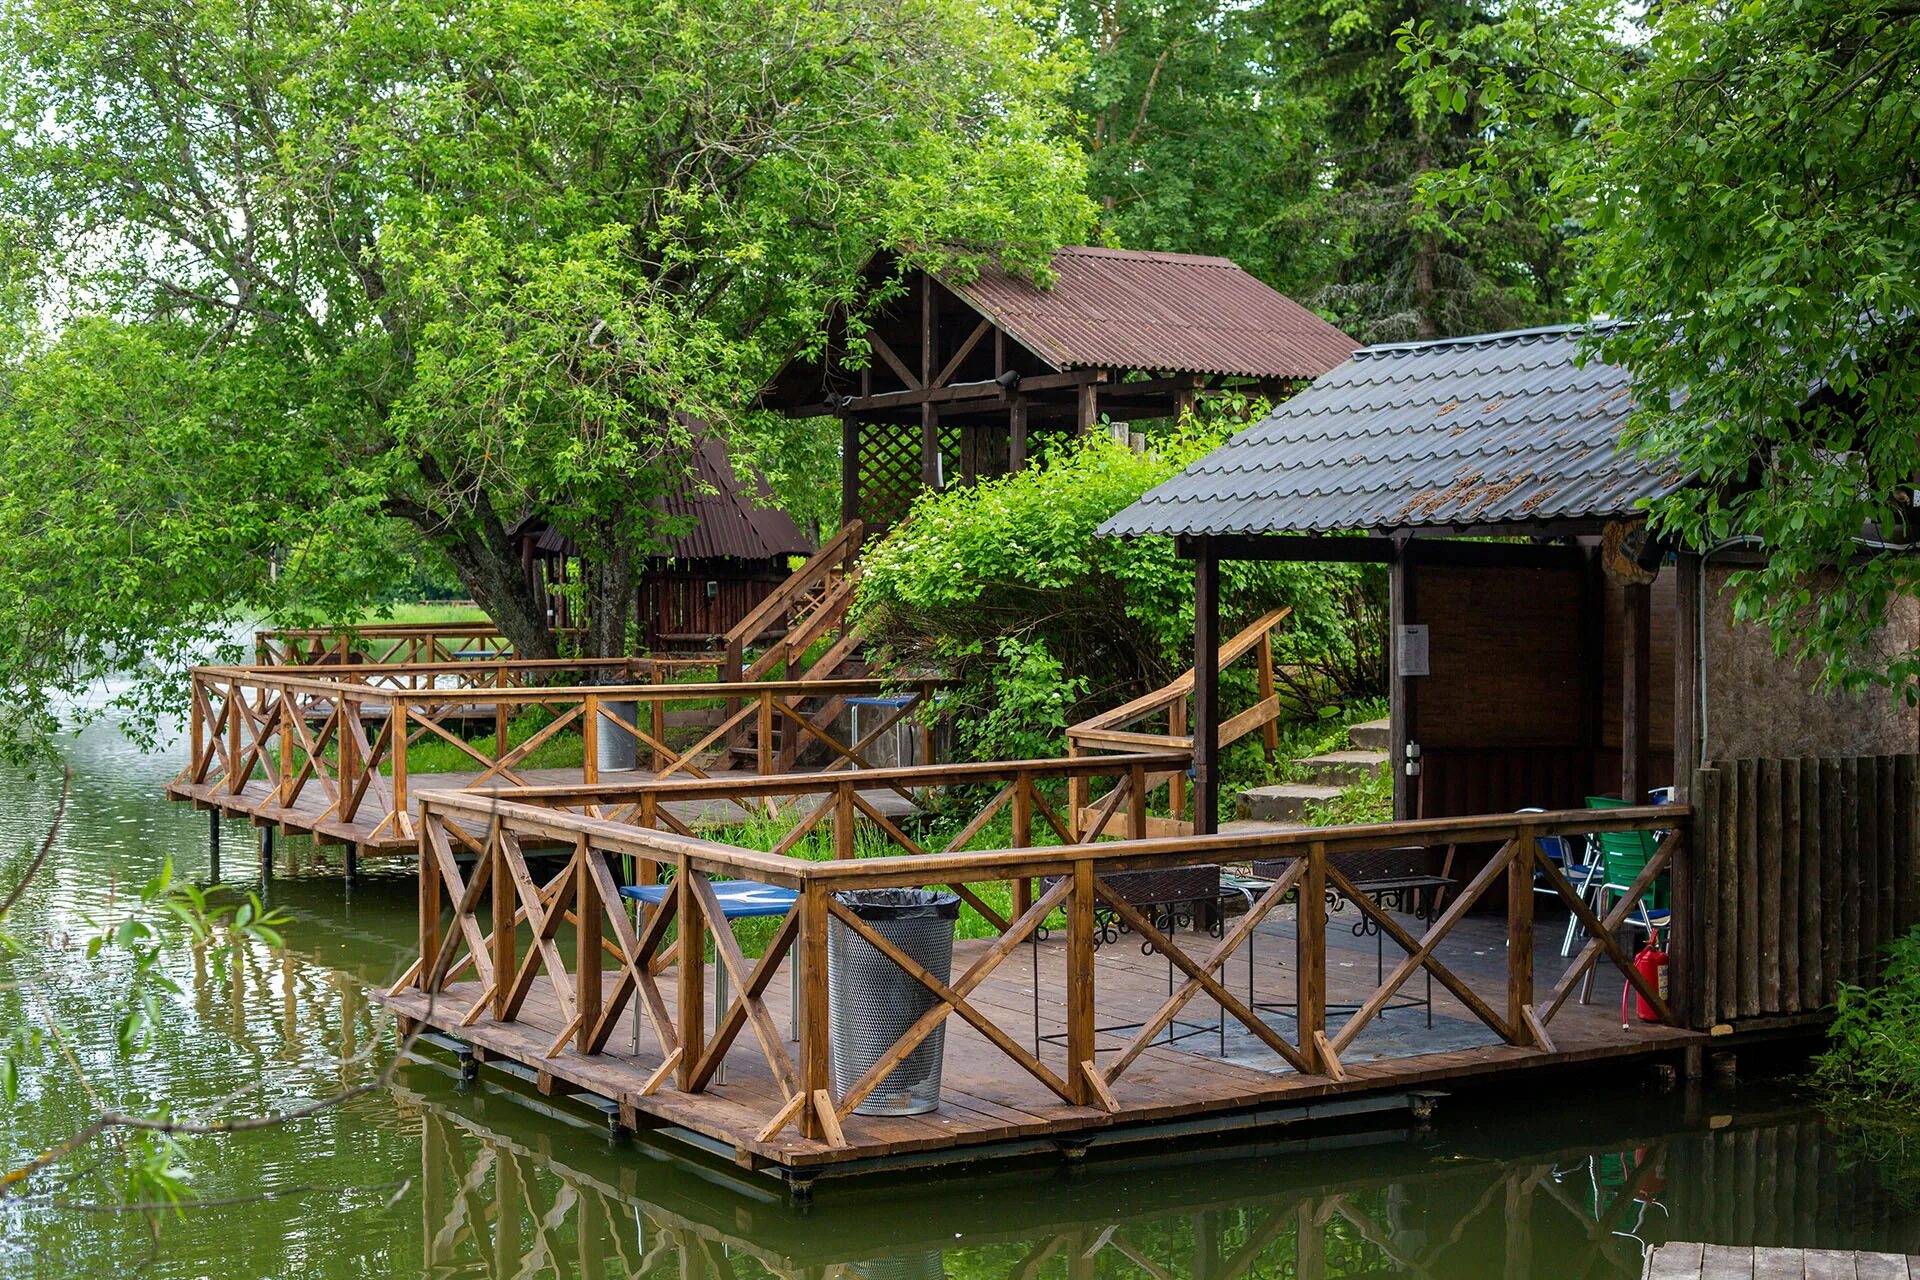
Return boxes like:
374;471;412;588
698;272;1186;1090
1105;323;1920;1025
759;246;1360;534
511;427;813;649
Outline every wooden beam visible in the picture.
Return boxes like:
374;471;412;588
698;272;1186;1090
921;402;940;489
1075;380;1099;434
934;317;991;388
1175;533;1585;570
1623;579;1651;802
1009;397;1028;472
1193;541;1220;835
865;330;921;392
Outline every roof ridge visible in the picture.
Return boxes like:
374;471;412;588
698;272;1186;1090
1357;320;1626;356
1050;245;1241;268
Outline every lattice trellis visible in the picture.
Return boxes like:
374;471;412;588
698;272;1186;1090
857;422;922;533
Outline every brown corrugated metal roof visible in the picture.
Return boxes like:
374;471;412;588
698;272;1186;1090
1101;324;1691;537
512;425;812;562
945;247;1359;379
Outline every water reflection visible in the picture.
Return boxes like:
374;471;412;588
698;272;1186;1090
397;1079;1920;1279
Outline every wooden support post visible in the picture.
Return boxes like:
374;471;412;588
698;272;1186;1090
1298;842;1328;1073
651;674;667;773
494;667;508;760
1067;861;1096;1104
834;783;856;859
419;816;441;992
278;697;294;807
1508;826;1535;1042
1673;552;1702;796
1075;380;1098;434
800;884;830;1139
1129;763;1149;840
582;694;599;786
1257;631;1279;762
1192;541;1221;836
575;840;601;1053
1169;698;1188;823
757;693;774;775
1012;773;1033;919
392;704;410;835
337;699;358;820
1623;580;1651;802
225;678;244;795
677;856;704;1091
1389;541;1417;821
840;414;861;529
491;827;514;1020
1009;397;1028;472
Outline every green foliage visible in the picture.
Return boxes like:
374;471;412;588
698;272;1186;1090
0;0;1097;760
854;420;1374;761
1404;0;1920;699
1812;927;1920;1197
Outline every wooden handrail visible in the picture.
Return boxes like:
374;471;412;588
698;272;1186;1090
723;519;864;656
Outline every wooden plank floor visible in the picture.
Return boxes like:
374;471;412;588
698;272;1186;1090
168;766;922;854
382;904;1702;1174
1647;1242;1920;1278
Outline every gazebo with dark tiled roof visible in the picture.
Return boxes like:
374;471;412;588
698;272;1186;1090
760;246;1359;534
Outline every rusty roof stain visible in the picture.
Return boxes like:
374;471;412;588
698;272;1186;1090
1100;323;1692;537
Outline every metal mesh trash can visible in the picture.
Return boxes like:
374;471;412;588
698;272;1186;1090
828;889;960;1116
596;699;639;772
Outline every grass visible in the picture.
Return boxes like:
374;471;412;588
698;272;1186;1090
351;601;491;626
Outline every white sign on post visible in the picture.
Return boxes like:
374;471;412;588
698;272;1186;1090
1395;624;1430;677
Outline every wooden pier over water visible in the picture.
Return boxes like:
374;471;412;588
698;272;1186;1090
1647;1243;1920;1278
380;777;1713;1185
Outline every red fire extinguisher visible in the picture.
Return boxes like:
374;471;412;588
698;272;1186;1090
1624;931;1669;1027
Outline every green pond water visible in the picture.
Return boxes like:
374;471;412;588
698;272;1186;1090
4;706;1920;1278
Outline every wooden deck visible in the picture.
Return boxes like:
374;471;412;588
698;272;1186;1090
383;901;1700;1178
169;767;922;855
1647;1243;1920;1278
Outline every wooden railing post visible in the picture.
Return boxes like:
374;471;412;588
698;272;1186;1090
575;837;601;1053
337;695;359;819
224;677;244;794
493;667;508;759
491;822;514;1020
419;805;441;992
1509;823;1536;1044
1169;699;1188;823
677;855;705;1091
1012;773;1033;919
1128;763;1149;839
757;691;774;775
1066;740;1085;842
799;880;830;1139
833;782;856;859
583;694;599;786
1298;841;1328;1073
650;669;667;772
1257;631;1279;762
277;693;294;806
392;701;410;836
1067;859;1096;1104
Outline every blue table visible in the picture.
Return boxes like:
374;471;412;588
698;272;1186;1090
618;879;800;1066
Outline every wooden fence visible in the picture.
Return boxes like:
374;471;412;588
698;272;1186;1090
403;789;1684;1146
254;622;599;667
179;661;944;845
1688;754;1920;1025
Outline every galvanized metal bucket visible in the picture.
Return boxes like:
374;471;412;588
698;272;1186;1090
827;889;961;1116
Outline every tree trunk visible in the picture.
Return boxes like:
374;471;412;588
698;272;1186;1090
434;527;558;662
578;541;635;675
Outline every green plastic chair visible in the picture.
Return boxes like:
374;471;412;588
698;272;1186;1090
1584;795;1669;920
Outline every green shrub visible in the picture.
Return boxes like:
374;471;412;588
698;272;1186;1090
854;425;1381;762
1811;927;1920;1198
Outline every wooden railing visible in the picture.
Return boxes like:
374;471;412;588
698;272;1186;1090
180;662;945;844
254;622;595;666
721;519;866;686
1065;606;1293;836
404;790;1687;1146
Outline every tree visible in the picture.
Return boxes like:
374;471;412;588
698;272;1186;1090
0;0;1095;756
1408;0;1920;695
1056;0;1581;340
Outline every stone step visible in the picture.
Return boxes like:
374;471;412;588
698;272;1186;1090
1294;749;1388;787
1219;818;1311;838
1348;718;1390;751
1236;782;1343;824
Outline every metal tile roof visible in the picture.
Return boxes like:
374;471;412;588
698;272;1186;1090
1100;325;1690;537
947;247;1360;379
513;426;813;562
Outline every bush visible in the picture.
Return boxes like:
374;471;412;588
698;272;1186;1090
1810;928;1920;1199
854;424;1383;761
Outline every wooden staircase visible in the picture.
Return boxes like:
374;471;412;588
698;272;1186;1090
720;520;870;769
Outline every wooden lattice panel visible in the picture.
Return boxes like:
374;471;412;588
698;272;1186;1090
858;422;923;532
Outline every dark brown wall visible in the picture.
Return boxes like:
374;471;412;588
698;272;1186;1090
1412;563;1586;750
